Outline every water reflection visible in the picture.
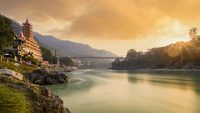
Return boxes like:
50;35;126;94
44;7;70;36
47;69;200;113
127;71;200;95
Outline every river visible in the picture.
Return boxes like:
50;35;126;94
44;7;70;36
47;69;200;113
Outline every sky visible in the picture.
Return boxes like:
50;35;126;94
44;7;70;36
0;0;200;56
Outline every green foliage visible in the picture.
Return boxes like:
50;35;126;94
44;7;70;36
29;56;39;65
0;83;31;113
126;49;137;60
40;46;53;62
22;54;39;66
0;50;3;55
0;14;15;50
112;41;200;70
60;57;74;66
0;60;37;73
51;56;58;64
40;46;74;65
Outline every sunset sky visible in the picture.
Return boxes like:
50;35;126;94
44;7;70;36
0;0;200;56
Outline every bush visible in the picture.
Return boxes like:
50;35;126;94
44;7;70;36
0;84;31;113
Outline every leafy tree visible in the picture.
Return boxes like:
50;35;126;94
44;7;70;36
111;58;121;69
40;46;53;62
60;57;74;66
126;49;137;60
112;40;200;70
40;47;74;65
0;14;15;54
22;54;39;66
51;56;58;64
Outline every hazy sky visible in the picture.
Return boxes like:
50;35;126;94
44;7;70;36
0;0;200;56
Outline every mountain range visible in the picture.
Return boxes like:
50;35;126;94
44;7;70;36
12;19;117;57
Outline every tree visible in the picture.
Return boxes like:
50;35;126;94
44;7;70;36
60;57;74;66
189;27;198;41
0;14;15;54
111;58;121;69
51;56;57;64
40;46;53;62
22;54;39;65
126;49;137;60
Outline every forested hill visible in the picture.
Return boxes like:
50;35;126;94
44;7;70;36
0;14;15;54
112;38;200;70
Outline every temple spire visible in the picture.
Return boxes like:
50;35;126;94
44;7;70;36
26;18;29;23
22;18;33;38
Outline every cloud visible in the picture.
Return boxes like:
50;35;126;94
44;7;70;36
1;0;200;39
0;0;200;55
56;0;200;39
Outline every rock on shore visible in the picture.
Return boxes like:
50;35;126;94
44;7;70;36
25;70;69;85
0;74;70;113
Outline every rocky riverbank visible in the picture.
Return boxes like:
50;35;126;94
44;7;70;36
25;70;69;85
0;74;70;113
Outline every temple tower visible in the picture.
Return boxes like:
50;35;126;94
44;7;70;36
21;19;43;62
22;19;33;39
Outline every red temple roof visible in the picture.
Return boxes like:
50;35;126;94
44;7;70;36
18;31;25;40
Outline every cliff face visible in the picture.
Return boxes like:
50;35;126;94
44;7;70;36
25;70;69;85
0;74;70;113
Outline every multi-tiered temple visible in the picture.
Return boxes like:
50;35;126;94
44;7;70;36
21;19;43;61
10;19;43;62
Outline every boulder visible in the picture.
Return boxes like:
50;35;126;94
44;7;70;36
35;79;45;85
25;70;69;85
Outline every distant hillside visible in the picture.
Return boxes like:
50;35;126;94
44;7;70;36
12;20;117;57
34;33;117;57
112;38;200;70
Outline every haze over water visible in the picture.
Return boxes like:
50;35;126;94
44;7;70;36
48;69;200;113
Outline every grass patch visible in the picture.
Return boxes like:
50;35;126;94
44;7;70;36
0;60;37;73
0;83;31;113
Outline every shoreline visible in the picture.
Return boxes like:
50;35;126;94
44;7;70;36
0;67;72;113
111;68;200;72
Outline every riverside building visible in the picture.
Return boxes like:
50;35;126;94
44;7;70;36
5;19;43;62
21;19;43;61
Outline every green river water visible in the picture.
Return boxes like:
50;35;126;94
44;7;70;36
47;69;200;113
